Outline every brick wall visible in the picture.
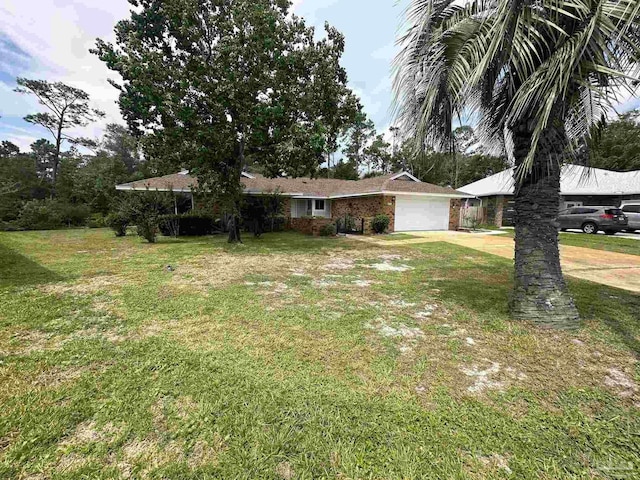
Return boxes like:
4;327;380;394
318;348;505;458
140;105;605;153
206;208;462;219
381;195;396;232
494;196;504;227
331;195;396;233
289;217;333;236
449;199;461;230
281;197;291;217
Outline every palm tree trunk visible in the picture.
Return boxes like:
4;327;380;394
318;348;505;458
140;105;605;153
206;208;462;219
510;124;579;329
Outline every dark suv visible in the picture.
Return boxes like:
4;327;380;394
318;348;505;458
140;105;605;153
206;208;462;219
558;206;628;235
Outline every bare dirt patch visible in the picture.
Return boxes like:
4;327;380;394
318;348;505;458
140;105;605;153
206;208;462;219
275;461;295;480
169;253;325;292
367;261;413;272
313;278;338;288
55;452;89;473
60;420;122;447
366;319;425;354
40;275;123;296
352;279;375;287
174;395;199;420
460;361;505;393
33;364;106;389
187;436;226;468
379;254;406;261
388;299;417;308
1;329;67;357
604;368;638;399
477;453;513;475
322;258;355;271
413;304;437;319
406;316;640;406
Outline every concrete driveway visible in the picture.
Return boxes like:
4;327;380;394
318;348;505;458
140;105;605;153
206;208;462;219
353;231;640;293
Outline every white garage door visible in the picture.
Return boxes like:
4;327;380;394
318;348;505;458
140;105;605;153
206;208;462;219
394;195;450;231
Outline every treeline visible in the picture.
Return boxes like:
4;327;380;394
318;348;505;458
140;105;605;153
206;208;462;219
321;123;510;188
0;124;157;230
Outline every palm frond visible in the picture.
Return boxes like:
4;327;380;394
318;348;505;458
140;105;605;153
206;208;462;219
394;0;640;182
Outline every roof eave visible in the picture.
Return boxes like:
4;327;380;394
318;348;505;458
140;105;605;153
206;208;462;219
383;190;474;199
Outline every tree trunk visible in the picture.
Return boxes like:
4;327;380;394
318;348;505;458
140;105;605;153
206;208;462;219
227;212;242;243
510;123;579;329
327;150;331;179
228;126;244;244
52;119;63;198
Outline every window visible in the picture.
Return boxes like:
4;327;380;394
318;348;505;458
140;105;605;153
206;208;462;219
314;199;325;211
564;201;583;210
605;208;623;215
568;207;597;214
622;204;640;213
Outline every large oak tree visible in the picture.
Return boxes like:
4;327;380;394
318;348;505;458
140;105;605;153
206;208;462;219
94;0;355;242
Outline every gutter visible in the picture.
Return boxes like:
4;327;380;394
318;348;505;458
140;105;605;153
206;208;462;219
116;185;473;199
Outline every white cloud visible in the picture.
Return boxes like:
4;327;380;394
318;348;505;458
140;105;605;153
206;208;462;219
351;85;383;118
371;42;397;61
0;123;46;151
0;0;131;143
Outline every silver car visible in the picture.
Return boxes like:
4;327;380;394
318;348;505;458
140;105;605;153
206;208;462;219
621;203;640;232
558;206;628;235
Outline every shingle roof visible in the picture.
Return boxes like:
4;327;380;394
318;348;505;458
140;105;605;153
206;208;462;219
116;171;471;198
459;165;640;197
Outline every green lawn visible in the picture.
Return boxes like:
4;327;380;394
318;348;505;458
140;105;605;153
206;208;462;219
497;229;639;255
0;229;638;479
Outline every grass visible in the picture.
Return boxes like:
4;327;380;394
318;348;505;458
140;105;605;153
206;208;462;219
496;229;639;256
378;233;422;241
0;228;639;479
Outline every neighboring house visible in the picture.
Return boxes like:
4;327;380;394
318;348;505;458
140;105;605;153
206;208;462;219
115;171;470;234
458;165;640;227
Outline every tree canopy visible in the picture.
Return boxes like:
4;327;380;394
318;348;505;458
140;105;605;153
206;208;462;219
587;110;640;171
14;79;105;191
94;0;357;242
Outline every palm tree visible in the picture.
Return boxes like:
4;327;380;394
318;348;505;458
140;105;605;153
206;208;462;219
394;0;640;329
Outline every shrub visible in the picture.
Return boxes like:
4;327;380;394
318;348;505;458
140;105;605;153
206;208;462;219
109;191;171;243
158;213;219;236
18;200;62;230
159;214;180;237
17;199;91;230
105;212;129;237
371;214;390;234
0;220;20;232
87;213;106;228
319;223;336;236
52;202;91;227
136;216;159;243
263;215;287;233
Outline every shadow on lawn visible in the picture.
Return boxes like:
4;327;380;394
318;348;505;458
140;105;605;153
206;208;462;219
0;243;64;287
436;276;512;319
602;316;640;359
572;283;640;358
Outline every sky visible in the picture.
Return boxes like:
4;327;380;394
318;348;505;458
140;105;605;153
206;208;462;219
0;0;407;153
1;0;639;154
